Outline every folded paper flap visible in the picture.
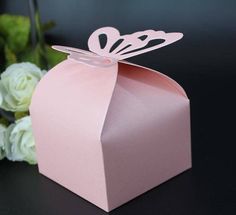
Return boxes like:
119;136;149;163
30;59;118;139
99;62;188;149
49;49;187;99
119;61;188;98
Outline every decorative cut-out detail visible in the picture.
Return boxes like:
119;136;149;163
88;27;183;60
53;27;183;67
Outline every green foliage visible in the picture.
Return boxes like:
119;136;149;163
0;14;30;53
4;45;17;66
0;117;9;126
45;45;66;68
0;14;66;71
20;44;46;69
14;112;29;120
19;44;66;69
0;36;4;49
0;12;66;165
41;21;56;32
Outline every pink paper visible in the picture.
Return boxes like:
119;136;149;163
30;27;191;212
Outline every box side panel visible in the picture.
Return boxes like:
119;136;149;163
30;59;118;212
101;65;191;211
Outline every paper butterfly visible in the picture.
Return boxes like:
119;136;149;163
53;27;183;67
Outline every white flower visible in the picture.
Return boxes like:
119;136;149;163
0;62;45;112
4;116;37;164
0;124;7;160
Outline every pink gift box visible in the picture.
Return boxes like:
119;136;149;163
30;27;191;212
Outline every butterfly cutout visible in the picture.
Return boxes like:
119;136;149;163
53;27;183;67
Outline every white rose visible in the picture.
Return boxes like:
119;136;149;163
4;116;37;164
0;62;45;112
0;124;7;160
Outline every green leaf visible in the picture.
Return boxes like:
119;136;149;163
45;45;66;68
14;112;28;120
19;45;43;68
0;36;4;49
0;14;30;53
0;36;5;71
4;45;17;66
42;21;56;32
20;44;66;70
0;117;9;126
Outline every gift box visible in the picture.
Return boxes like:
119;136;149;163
30;27;191;212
